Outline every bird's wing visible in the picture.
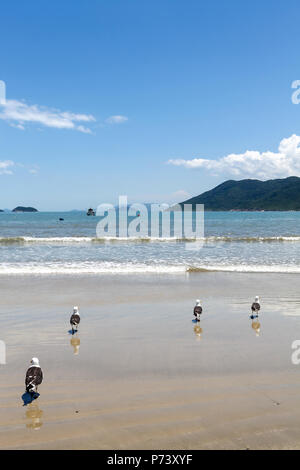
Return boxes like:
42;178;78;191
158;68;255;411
70;314;80;324
251;302;260;310
194;306;202;314
38;369;43;385
25;366;43;387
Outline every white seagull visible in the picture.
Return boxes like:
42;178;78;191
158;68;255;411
70;306;81;333
193;299;202;321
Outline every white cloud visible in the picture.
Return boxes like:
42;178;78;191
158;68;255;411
9;122;25;130
76;125;93;134
0;99;96;133
170;189;191;202
105;115;128;124
168;135;300;180
0;160;14;175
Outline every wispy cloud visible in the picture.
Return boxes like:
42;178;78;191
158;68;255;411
29;165;39;175
9;122;25;130
168;135;300;180
0;160;14;175
170;189;191;202
76;125;93;134
105;115;128;124
0;99;96;133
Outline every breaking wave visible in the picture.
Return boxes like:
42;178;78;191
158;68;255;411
0;262;300;275
1;235;300;245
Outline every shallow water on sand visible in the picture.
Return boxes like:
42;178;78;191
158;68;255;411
1;273;300;449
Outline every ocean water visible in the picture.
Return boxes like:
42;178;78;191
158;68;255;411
0;211;300;274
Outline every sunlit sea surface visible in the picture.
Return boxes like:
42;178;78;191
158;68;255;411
0;211;300;274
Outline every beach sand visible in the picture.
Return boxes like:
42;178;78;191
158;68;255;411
1;272;300;449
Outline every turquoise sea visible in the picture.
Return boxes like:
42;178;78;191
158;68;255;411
0;211;300;274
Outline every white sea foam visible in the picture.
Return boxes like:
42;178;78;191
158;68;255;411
0;262;300;275
0;262;186;275
1;235;300;245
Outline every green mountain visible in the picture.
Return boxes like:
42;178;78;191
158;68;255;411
180;177;300;211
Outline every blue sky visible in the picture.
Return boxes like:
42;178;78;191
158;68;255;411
1;0;300;210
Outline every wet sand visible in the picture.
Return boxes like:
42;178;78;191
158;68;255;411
1;272;300;449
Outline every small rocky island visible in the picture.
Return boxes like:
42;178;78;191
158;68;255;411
12;206;38;213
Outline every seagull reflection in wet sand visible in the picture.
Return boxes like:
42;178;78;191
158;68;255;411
251;319;261;337
70;335;81;355
250;314;261;337
25;402;43;430
193;324;203;340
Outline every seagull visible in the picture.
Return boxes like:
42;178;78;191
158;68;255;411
70;306;80;333
25;357;43;397
193;299;202;321
251;296;261;315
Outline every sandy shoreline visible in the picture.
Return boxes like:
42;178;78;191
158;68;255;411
1;272;300;449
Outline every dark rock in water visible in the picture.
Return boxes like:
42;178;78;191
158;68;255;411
0;210;3;212
87;208;95;216
12;206;38;213
59;218;64;221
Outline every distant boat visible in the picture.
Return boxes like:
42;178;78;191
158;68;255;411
87;208;95;216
